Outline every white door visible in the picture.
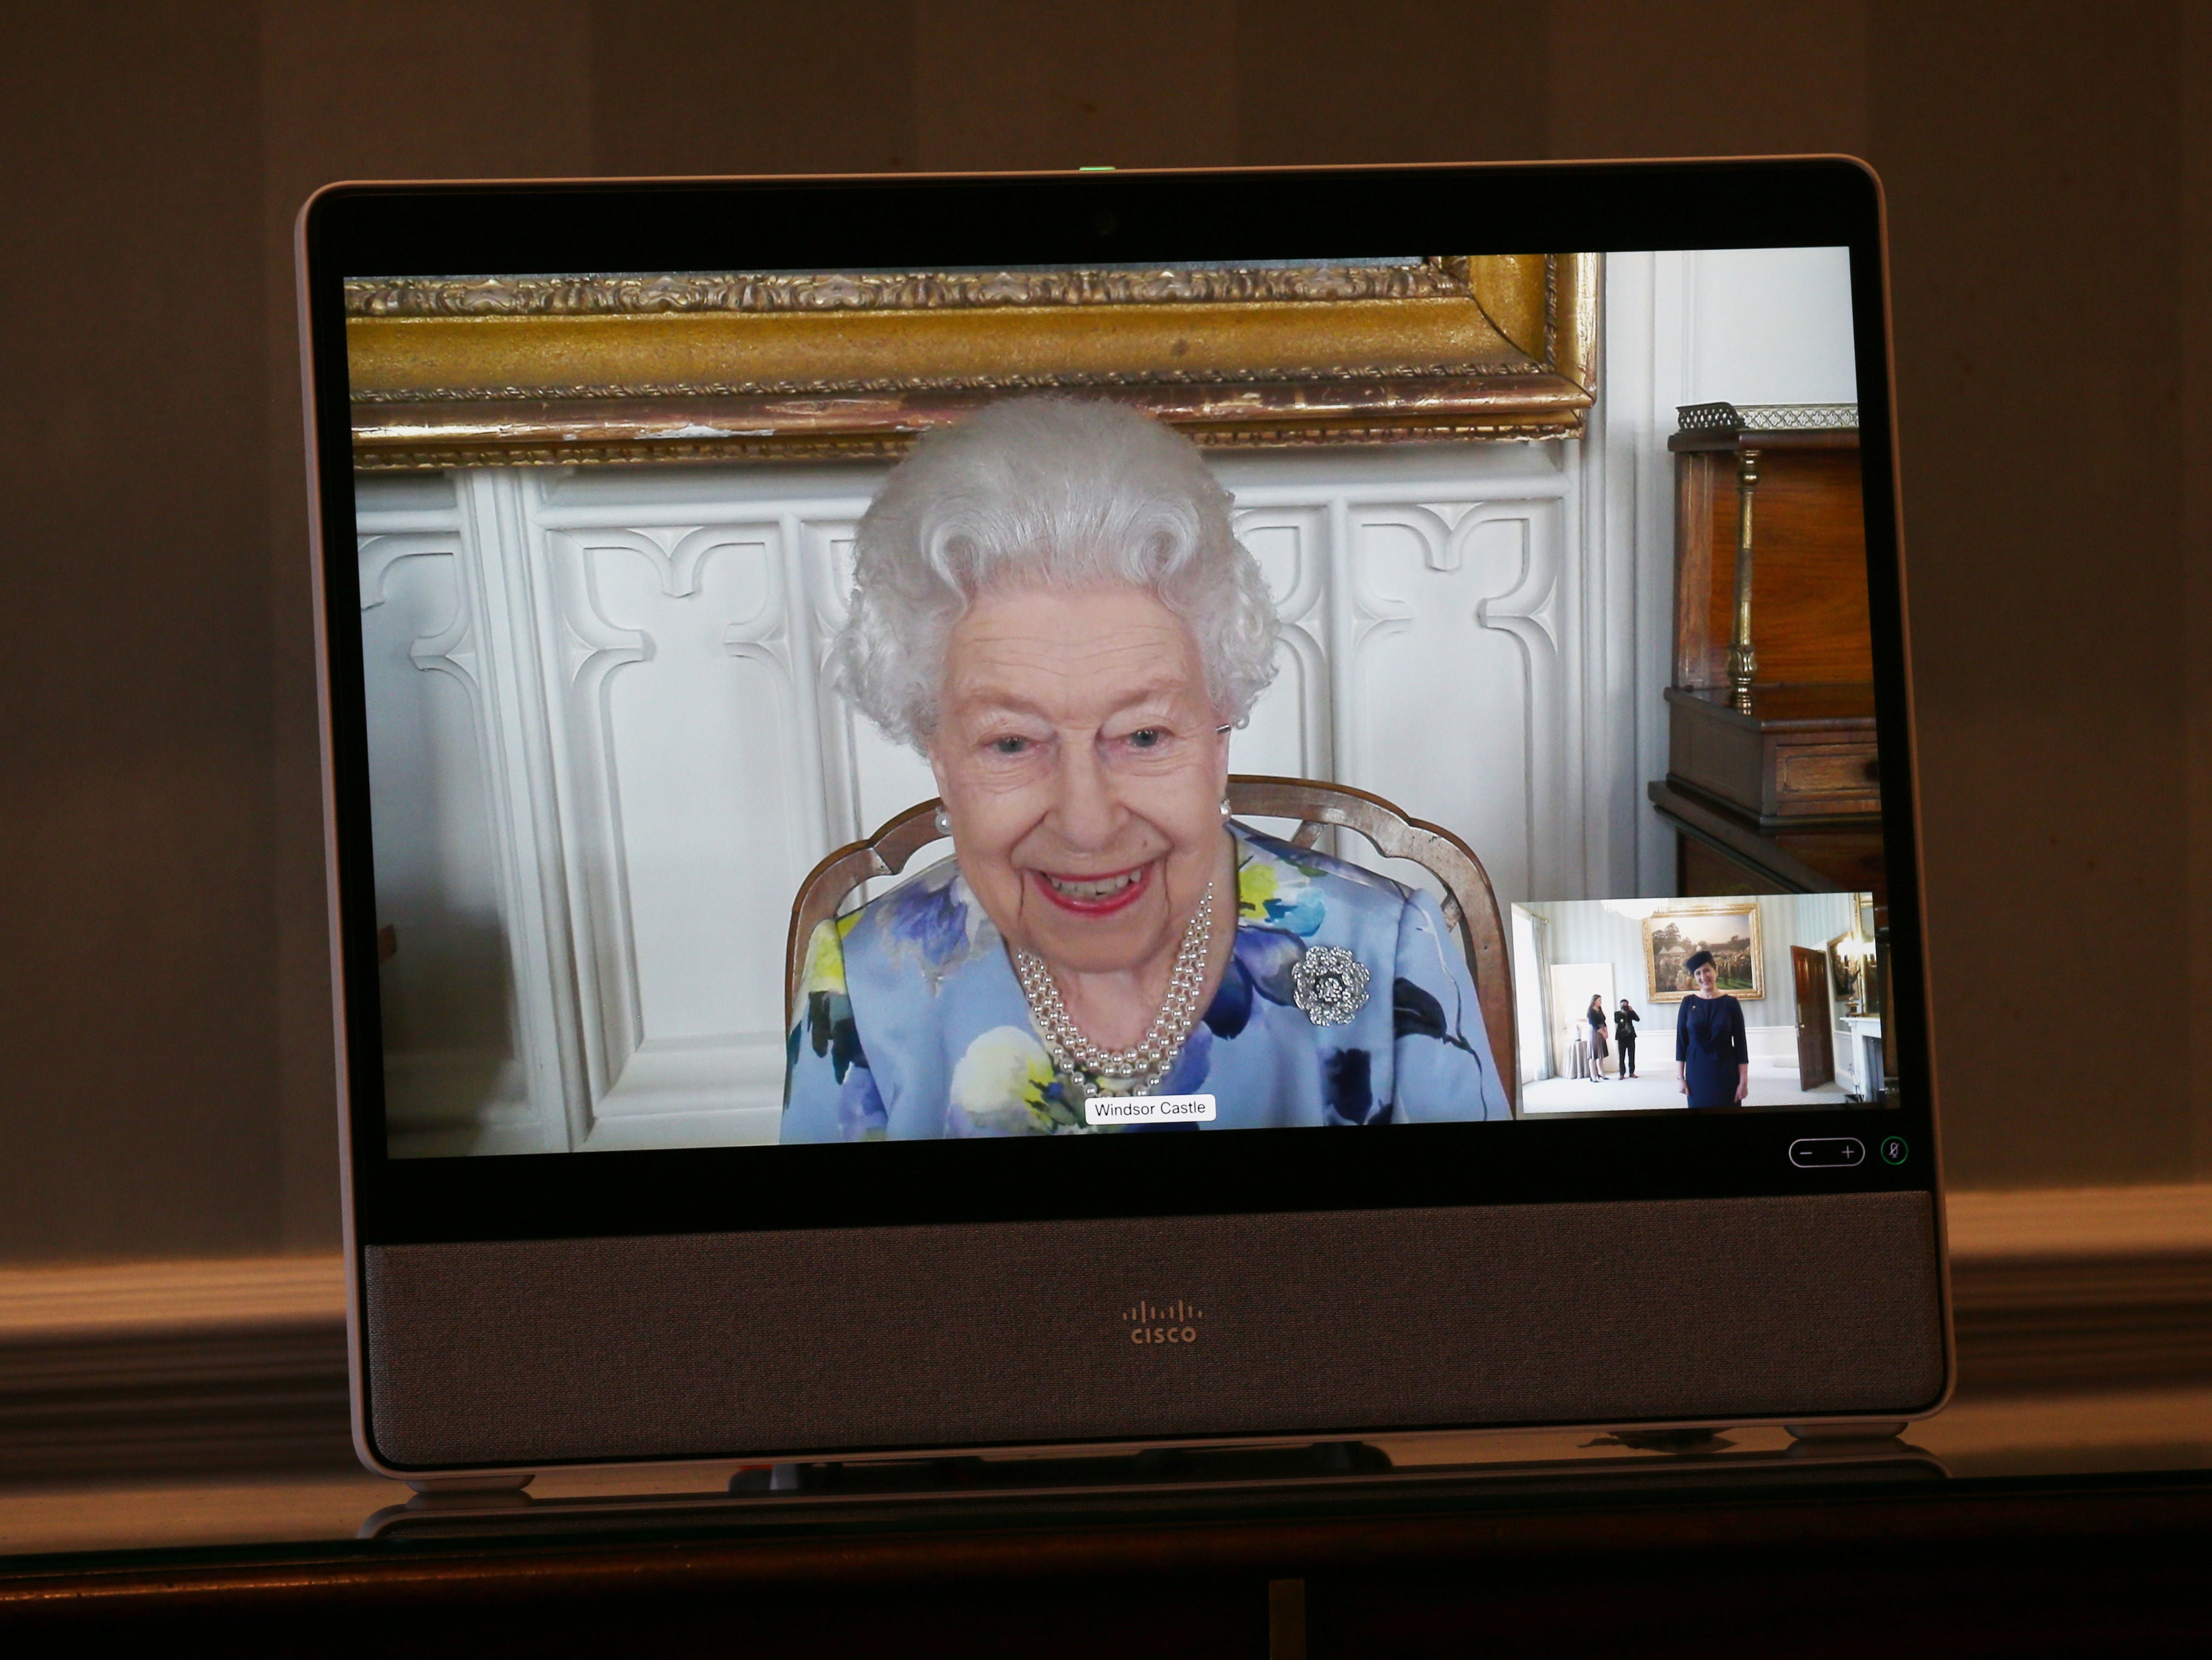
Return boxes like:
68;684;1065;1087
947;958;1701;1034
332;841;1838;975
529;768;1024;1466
1548;963;1616;1078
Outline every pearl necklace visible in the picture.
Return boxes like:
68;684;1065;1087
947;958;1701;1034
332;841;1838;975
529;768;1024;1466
1014;884;1215;1094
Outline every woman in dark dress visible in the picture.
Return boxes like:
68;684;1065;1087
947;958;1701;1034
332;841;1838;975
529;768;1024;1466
1613;999;1640;1078
1674;949;1749;1109
1586;994;1610;1079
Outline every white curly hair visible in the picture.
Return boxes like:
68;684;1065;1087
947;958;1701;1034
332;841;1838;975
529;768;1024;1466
831;396;1281;752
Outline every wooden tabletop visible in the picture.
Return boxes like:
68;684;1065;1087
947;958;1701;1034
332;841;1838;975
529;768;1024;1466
1;1468;2208;1655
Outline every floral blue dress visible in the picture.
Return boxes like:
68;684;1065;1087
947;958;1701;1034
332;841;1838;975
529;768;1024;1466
781;822;1510;1139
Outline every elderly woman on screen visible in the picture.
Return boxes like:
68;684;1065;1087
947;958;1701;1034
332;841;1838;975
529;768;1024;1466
781;397;1509;1140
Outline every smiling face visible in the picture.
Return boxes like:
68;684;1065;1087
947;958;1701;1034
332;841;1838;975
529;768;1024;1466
929;582;1231;979
1693;963;1719;995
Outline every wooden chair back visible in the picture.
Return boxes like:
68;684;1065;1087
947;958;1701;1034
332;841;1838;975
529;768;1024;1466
785;774;1516;1096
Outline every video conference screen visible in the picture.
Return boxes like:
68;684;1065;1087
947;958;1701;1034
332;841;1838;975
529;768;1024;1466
345;247;1892;1157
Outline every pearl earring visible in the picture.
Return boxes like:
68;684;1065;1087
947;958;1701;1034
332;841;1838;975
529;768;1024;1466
933;807;951;834
1219;796;1232;819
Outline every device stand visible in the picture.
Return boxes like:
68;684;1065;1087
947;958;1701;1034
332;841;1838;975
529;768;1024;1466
405;1472;536;1496
730;1440;1394;1496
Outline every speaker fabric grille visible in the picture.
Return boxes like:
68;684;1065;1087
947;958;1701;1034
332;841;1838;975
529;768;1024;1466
363;1192;1945;1468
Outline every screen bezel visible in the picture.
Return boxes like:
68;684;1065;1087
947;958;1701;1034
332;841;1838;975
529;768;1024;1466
301;159;1937;1250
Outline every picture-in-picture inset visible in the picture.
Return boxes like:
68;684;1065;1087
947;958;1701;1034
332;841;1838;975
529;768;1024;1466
1510;894;1885;1113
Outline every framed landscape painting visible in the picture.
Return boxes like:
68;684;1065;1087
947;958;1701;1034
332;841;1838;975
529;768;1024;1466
1642;904;1765;1003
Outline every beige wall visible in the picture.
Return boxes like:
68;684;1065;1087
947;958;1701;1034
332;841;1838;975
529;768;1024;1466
3;1;2206;1259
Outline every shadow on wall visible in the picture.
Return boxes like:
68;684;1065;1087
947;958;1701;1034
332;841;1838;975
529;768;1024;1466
376;912;524;1157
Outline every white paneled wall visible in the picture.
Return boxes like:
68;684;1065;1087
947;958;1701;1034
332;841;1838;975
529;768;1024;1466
357;248;1859;1154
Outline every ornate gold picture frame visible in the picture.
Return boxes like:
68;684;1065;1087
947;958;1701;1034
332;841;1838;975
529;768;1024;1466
1642;902;1766;1003
1826;930;1869;1016
345;253;1598;469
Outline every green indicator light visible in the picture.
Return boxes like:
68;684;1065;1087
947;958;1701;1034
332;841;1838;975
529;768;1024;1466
1079;165;1115;171
1880;1136;1909;1166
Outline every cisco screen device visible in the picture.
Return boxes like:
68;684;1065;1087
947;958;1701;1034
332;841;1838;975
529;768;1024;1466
300;159;1948;1481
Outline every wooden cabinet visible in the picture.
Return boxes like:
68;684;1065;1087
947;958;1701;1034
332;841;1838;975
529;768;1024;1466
1666;683;1879;821
1647;406;1884;902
